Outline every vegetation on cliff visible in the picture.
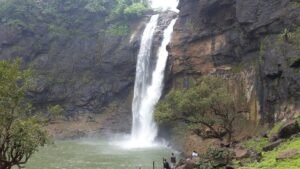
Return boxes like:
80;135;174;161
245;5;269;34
155;76;247;144
0;0;149;37
0;59;48;169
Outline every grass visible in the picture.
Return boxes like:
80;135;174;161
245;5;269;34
239;138;300;169
242;137;269;152
268;122;284;137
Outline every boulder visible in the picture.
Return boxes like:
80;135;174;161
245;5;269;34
234;147;249;159
262;139;284;152
276;149;300;161
278;120;300;139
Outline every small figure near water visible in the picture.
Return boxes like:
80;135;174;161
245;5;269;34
170;153;176;169
192;150;198;159
163;158;171;169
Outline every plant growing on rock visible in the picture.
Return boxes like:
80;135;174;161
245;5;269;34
155;76;248;144
280;28;293;42
0;59;48;169
47;105;64;122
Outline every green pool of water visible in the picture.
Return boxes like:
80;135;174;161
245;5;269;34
25;138;176;169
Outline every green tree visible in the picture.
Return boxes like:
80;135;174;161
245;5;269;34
155;77;248;144
47;105;64;122
0;59;48;169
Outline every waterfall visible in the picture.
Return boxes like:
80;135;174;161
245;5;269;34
127;16;177;148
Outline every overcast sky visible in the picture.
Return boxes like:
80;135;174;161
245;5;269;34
150;0;179;12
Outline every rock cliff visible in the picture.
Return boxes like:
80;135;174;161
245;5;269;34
168;0;300;124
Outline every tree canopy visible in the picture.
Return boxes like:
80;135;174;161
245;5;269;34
155;76;248;143
0;59;48;169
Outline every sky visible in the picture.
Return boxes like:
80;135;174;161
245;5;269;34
150;0;179;12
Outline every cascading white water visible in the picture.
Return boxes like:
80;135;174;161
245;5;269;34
128;14;159;148
126;17;178;148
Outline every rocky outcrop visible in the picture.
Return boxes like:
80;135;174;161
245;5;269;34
167;0;300;124
0;0;178;135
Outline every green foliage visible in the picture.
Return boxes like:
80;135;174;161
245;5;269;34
208;147;234;162
110;0;149;20
155;89;182;124
155;76;247;142
0;59;48;169
287;55;300;67
0;0;35;21
240;138;300;169
124;2;148;17
269;121;284;137
0;0;150;39
84;0;110;13
47;105;64;121
106;23;130;36
258;41;265;65
280;28;293;42
48;24;68;35
242;138;269;152
197;147;234;169
297;116;300;126
197;160;215;169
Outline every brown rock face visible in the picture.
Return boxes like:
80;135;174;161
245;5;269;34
167;0;300;123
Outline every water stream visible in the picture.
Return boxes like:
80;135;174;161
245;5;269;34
126;17;177;148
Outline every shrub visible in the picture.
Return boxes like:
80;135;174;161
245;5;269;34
106;23;129;36
155;76;248;143
124;2;148;17
0;59;49;169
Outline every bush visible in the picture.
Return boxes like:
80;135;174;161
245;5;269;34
155;76;248;143
106;23;129;36
85;0;109;13
47;105;64;121
242;137;269;152
196;147;234;169
124;2;148;17
0;59;49;169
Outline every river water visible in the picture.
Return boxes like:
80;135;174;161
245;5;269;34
25;138;177;169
